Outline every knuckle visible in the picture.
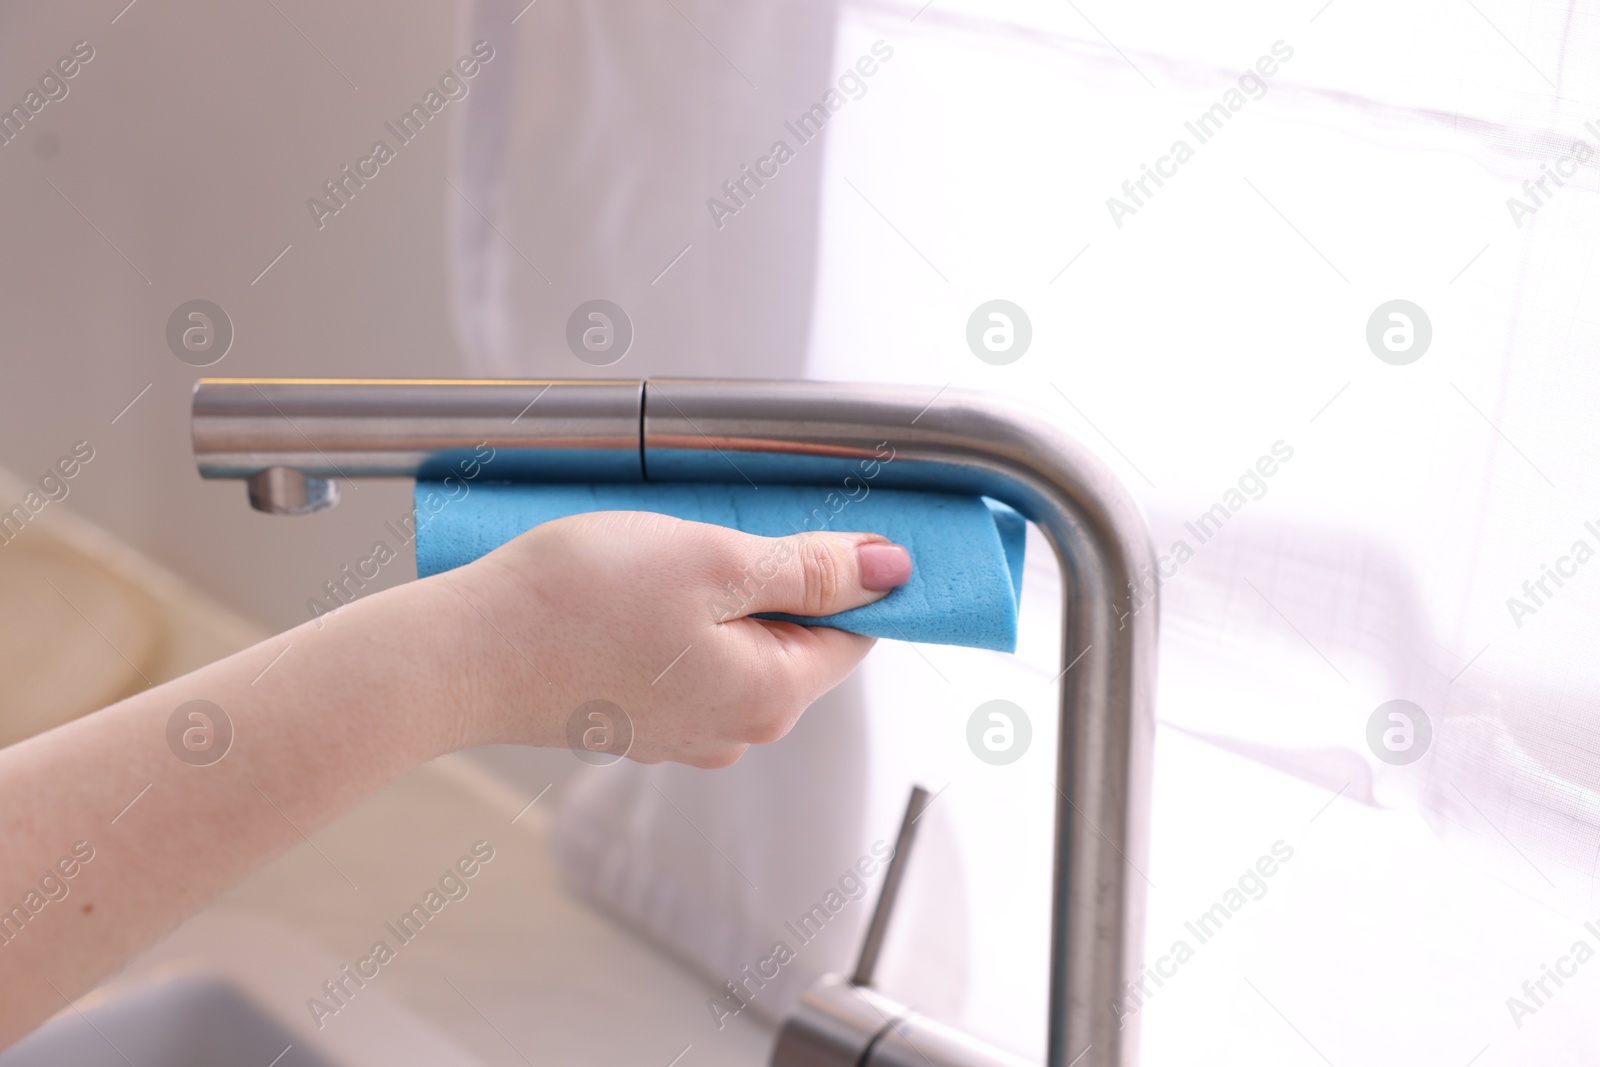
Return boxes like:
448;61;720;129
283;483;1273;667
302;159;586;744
746;710;792;746
799;538;843;614
691;745;745;770
751;672;810;746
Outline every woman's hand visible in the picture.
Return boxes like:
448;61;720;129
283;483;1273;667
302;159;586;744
447;511;912;767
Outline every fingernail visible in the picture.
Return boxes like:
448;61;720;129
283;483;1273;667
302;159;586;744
859;543;912;590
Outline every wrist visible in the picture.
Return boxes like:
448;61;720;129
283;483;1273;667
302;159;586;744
403;574;499;757
409;560;562;754
299;575;498;762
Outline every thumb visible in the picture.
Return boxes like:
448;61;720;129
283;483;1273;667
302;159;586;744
735;531;912;618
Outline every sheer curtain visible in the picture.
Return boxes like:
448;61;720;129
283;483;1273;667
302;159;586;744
453;1;1600;1061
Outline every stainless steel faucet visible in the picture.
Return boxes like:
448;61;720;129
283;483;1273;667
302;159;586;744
191;377;1158;1066
768;784;1040;1067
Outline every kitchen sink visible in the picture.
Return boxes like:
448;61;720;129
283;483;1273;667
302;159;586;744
0;972;334;1067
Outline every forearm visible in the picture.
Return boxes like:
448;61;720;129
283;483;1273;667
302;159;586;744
0;575;485;1046
0;512;908;1050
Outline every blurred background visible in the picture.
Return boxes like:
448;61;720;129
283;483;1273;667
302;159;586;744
0;1;466;634
5;1;1600;1065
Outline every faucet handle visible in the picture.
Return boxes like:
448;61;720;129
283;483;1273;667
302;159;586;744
769;786;1036;1067
851;785;931;988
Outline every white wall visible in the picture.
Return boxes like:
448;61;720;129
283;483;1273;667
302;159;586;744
0;0;473;631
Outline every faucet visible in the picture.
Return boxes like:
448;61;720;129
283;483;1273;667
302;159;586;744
191;377;1159;1066
767;783;1041;1067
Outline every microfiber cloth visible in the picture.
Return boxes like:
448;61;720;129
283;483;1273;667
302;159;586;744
414;482;1026;652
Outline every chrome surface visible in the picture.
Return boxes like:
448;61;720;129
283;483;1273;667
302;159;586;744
771;785;1029;1067
851;785;930;988
642;379;1156;1067
246;467;340;515
768;977;1035;1067
193;378;643;483
190;377;1158;1066
865;1014;1039;1067
767;976;910;1067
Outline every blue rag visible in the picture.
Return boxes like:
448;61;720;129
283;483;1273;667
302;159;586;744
414;482;1026;652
